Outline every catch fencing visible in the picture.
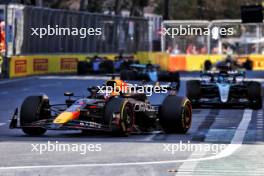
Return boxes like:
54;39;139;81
162;20;264;55
6;4;149;56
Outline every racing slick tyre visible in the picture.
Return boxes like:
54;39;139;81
104;97;134;136
77;61;88;75
247;81;262;109
20;96;50;136
204;60;212;71
243;59;253;70
186;80;201;107
159;96;192;134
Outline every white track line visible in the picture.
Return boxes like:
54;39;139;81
0;110;253;170
176;109;252;175
0;123;6;126
172;169;264;174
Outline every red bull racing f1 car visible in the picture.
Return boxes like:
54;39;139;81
10;79;192;136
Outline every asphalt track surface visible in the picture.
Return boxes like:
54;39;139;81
0;72;263;176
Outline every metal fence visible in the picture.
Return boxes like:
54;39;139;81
161;20;209;54
6;4;149;56
162;20;264;55
210;20;264;55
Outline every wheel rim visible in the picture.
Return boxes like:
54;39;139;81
121;103;134;132
183;101;192;129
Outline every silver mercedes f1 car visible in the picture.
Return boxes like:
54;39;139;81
186;70;262;109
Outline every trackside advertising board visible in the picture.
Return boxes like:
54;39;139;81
9;53;264;77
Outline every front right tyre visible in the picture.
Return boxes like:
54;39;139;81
159;96;192;134
247;81;262;110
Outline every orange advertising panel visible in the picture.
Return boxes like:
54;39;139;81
168;55;186;71
249;55;264;70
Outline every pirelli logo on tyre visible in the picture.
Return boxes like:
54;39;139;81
33;59;48;72
15;60;27;74
60;58;77;71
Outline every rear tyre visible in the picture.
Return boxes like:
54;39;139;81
247;81;262;109
186;80;201;107
243;59;253;70
20;96;50;136
77;61;88;75
104;98;134;136
159;96;192;134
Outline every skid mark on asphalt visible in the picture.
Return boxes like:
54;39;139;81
175;109;253;176
191;109;219;142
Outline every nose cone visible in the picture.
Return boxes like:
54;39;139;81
53;112;79;124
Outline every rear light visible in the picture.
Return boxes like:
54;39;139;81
89;105;97;109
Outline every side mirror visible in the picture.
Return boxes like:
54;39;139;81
64;92;74;97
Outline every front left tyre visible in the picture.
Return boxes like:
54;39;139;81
159;96;192;134
20;95;50;136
